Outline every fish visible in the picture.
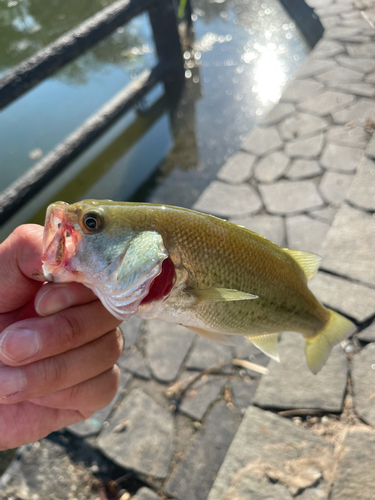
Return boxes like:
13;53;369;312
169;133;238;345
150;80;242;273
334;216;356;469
42;199;356;374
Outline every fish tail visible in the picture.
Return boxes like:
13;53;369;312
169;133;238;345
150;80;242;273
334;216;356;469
304;309;356;374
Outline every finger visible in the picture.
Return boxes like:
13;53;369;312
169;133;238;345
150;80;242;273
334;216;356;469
0;328;123;402
29;365;120;411
35;282;97;317
0;298;120;366
0;225;44;314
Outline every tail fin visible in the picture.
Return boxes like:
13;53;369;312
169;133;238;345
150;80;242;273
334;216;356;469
305;309;356;374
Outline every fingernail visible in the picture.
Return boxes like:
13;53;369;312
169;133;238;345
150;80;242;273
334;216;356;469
0;366;26;398
35;285;75;316
0;329;40;363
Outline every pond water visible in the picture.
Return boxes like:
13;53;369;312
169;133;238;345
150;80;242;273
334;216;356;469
0;0;310;238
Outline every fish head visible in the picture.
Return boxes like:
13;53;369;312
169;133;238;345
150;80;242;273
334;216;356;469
42;200;172;319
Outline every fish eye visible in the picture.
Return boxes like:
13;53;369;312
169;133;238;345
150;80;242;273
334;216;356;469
83;211;104;232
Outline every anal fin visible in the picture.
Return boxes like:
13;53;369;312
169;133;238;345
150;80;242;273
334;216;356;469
189;326;233;345
248;333;280;362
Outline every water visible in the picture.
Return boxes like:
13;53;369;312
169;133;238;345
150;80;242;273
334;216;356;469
0;0;310;239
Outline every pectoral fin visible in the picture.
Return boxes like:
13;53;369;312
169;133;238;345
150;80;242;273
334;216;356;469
248;333;280;362
188;287;258;303
189;326;233;345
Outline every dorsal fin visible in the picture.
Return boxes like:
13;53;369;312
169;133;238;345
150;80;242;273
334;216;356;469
284;249;321;280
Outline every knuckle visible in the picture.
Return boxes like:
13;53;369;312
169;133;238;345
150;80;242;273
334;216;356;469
55;310;84;346
41;355;68;388
110;328;124;361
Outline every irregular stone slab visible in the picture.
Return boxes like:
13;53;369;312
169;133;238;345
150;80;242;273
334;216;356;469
351;343;375;427
68;371;132;437
254;333;347;412
186;335;233;370
280;79;324;103
321;15;341;29
231;378;258;412
241;126;283;156
330;430;375;500
286;159;322;179
208;406;334;500
117;347;151;379
312;39;345;59
295;58;338;79
146;320;195;382
232;336;270;376
0;439;98;500
120;316;142;348
320;204;375;287
332;98;375;126
357;322;375;342
179;375;226;421
298;91;354;116
310;205;337;224
346;156;375;211
260;103;295;126
229;214;285;246
316;67;364;84
320;143;363;173
366;133;375;157
286;215;329;253
330;83;375;98
346;42;375;58
365;71;375;83
319;171;353;205
279;113;328;141
166;402;239;500
316;3;355;15
325;26;361;39
217;151;256;184
326;125;370;148
309;272;375;323
98;389;174;478
336;55;375;74
259;180;324;215
285;133;324;158
132;487;162;500
254;151;290;182
193;181;262;218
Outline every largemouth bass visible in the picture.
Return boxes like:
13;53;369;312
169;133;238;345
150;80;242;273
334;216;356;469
42;200;355;374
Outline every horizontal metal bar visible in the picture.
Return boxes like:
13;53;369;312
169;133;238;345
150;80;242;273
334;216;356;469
0;0;153;111
0;65;165;225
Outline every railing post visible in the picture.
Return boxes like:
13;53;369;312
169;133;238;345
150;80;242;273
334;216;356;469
148;0;185;99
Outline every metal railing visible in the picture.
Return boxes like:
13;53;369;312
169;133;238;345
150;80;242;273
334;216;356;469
0;0;187;225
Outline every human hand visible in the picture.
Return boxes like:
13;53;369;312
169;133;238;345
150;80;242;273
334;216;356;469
0;224;123;450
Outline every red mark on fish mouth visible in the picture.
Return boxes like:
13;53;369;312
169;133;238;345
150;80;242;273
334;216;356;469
141;257;175;305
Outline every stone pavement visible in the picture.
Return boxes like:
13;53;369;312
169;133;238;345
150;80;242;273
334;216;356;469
2;0;375;498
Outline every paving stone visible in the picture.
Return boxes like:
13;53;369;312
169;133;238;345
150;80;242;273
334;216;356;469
286;159;323;179
326;125;370;148
217;151;256;184
332;98;375;126
365;71;375;84
146;320;195;382
309;272;375;323
241;126;283;156
193;181;263;218
310;206;337;224
319;171;353;205
98;388;174;478
0;439;98;500
179;375;226;421
316;3;355;15
229;214;285;246
321;15;341;29
284;132;324;158
346;156;375;211
336;55;375;74
260;102;295;126
186;335;233;370
329;82;375;97
357;322;375;342
320;143;363;173
351;343;375;427
312;39;345;59
330;430;375;500
341;9;361;20
316;67;364;84
165;402;239;500
298;91;354;116
366;133;375;158
208;406;334;500
286;215;329;254
259;180;324;215
117;346;151;379
230;378;258;412
325;26;361;39
320;204;375;287
253;333;347;412
346;42;375;58
305;0;333;7
279;113;328;141
68;371;132;437
295;58;338;79
120;316;142;348
232;336;270;377
280;79;324;103
132;487;162;500
254;151;290;182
